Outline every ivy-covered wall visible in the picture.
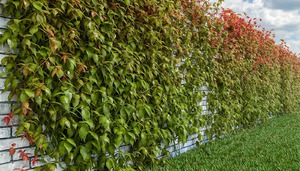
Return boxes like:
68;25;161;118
0;0;300;171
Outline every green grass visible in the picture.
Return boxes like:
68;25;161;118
148;113;300;171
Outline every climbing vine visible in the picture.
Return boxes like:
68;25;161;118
206;8;300;136
0;0;223;170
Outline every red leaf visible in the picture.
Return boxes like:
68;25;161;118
3;116;11;126
148;9;154;15
18;149;31;162
9;147;16;155
32;154;38;166
22;155;29;162
21;133;26;140
27;136;34;144
21;132;34;144
9;112;13;118
18;149;26;157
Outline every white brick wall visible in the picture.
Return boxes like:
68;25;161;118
0;5;34;170
0;160;30;171
0;127;10;138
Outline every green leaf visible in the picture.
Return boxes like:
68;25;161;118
84;119;95;129
92;0;99;5
139;146;148;155
127;132;135;140
114;135;122;148
81;106;90;120
7;38;17;49
35;96;42;106
103;103;110;116
60;95;70;111
11;78;18;89
64;142;73;154
59;117;71;128
24;89;35;98
79;124;89;140
100;133;110;144
137;107;146;118
84;82;93;93
89;131;99;141
124;133;131;145
21;0;30;9
23;122;31;130
32;1;43;11
20;92;28;103
99;116;110;131
44;87;52;97
106;158;114;170
101;49;107;57
66;138;77;147
72;94;80;107
91;92;99;105
0;72;7;78
92;141;101;151
36;13;46;24
46;163;57;171
59;142;67;156
141;132;147;145
125;0;131;6
15;125;24;136
0;32;11;44
29;26;39;35
120;107;127;118
49;109;57;121
133;126;140;135
86;49;92;58
80;146;90;162
92;54;99;63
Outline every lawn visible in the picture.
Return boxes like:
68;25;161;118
148;113;300;171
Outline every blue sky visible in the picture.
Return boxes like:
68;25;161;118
214;0;300;54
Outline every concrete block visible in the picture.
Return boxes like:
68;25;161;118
0;160;30;171
0;150;11;164
0;137;29;151
0;103;11;115
0;127;10;138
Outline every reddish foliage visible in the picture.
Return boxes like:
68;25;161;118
22;102;32;115
21;132;34;144
210;8;299;76
3;116;11;126
3;112;13;126
18;150;31;162
9;143;16;155
32;154;39;166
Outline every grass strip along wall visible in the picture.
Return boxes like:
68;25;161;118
0;0;299;170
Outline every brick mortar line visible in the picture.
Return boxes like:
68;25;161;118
0;146;33;154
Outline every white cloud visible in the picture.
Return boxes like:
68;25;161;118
211;0;300;54
264;0;300;11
